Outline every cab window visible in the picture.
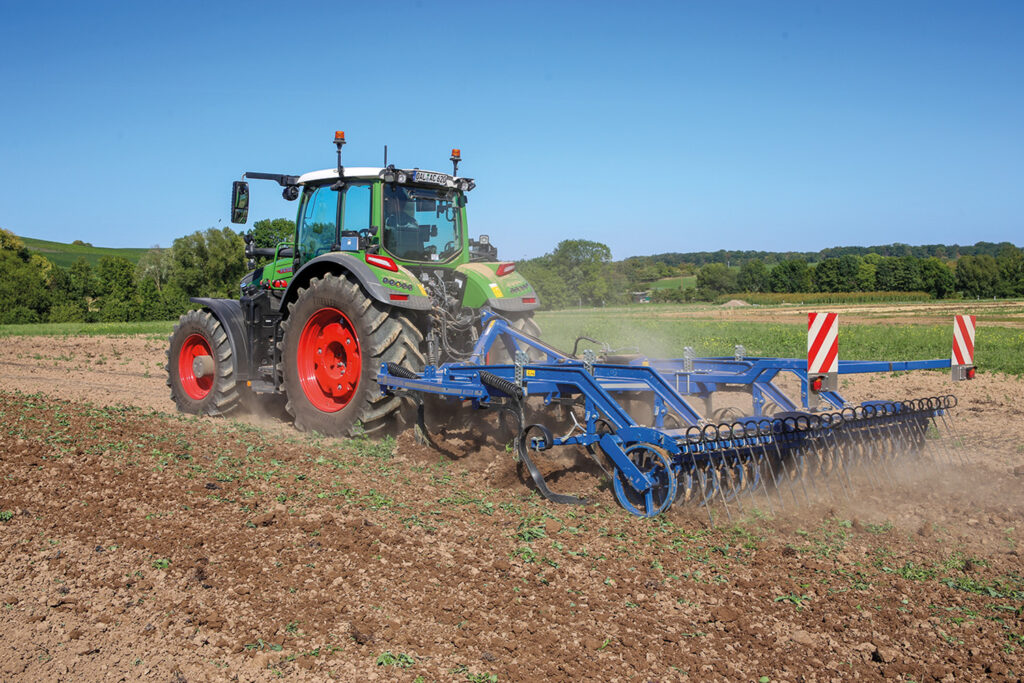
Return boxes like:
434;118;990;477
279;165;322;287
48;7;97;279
344;184;372;233
298;186;338;261
382;184;461;262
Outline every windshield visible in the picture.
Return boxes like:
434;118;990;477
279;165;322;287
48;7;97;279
382;184;462;262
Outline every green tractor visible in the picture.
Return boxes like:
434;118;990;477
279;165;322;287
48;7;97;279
167;131;540;436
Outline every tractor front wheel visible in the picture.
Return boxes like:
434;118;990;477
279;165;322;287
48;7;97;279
280;273;424;437
166;309;240;415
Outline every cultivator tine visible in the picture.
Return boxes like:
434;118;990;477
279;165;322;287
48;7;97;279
813;416;843;500
936;397;969;465
697;467;715;526
770;429;800;507
751;437;778;514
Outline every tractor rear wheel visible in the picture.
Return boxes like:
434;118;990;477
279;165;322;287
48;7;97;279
166;309;240;415
490;313;543;363
280;273;424;437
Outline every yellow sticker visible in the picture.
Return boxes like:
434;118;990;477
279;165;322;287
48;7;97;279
642;361;650;366
526;369;536;376
489;282;504;298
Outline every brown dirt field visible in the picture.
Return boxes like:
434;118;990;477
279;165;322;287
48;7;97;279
0;335;1022;681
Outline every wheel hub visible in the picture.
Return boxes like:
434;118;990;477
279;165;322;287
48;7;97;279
296;307;362;412
178;334;214;400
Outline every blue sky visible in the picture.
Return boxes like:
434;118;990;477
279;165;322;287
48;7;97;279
1;1;1021;261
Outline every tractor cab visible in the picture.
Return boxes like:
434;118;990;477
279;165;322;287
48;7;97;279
229;131;539;373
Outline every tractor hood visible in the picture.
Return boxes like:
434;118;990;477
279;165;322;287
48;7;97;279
456;263;539;313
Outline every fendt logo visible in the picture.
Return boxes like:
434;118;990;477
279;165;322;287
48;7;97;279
381;276;415;292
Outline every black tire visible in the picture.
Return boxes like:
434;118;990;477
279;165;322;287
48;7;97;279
166;309;240;415
490;313;544;363
279;273;425;437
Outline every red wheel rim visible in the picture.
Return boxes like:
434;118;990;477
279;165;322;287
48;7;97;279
179;333;214;400
296;307;362;413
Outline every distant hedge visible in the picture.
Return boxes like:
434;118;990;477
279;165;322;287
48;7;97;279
713;291;934;305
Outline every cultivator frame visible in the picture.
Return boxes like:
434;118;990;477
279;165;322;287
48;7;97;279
378;312;972;519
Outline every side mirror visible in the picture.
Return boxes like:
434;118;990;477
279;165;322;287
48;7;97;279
231;181;250;224
456;195;467;208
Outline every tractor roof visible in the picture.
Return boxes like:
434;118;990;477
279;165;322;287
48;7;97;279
298;168;448;184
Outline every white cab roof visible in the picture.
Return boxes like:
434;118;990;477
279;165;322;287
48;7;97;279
297;167;451;185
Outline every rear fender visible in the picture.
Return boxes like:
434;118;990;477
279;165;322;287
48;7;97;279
189;297;251;379
280;253;431;315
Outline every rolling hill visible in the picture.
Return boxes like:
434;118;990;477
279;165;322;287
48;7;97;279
17;236;151;268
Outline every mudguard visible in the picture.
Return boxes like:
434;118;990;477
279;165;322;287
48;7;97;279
189;297;252;379
282;253;431;312
456;263;540;313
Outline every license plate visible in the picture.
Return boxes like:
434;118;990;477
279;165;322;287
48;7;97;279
413;170;449;186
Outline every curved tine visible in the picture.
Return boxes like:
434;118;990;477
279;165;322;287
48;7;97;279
914;396;948;466
696;467;715;526
757;421;785;510
816;417;844;499
709;459;733;523
771;426;801;507
938;401;969;465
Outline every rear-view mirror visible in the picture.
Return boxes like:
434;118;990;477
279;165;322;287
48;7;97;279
231;181;250;224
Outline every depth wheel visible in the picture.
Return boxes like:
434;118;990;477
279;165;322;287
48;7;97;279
166;309;240;415
612;443;677;517
280;273;424;437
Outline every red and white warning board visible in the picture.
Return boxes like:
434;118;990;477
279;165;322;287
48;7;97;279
807;312;839;375
951;314;976;366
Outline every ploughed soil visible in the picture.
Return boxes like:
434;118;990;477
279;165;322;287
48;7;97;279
1;336;1022;681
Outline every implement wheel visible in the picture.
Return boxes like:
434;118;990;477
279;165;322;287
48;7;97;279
280;273;424;437
612;443;677;517
166;309;240;415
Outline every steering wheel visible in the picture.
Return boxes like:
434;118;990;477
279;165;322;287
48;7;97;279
443;241;455;253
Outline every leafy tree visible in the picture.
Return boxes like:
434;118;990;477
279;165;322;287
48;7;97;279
0;227;25;252
855;259;877;291
550;239;613;307
696;263;737;298
737;259;770;292
875;256;923;291
136;247;173;293
769;259;812;293
96;256;139;322
956;254;999;298
0;249;51;323
813;255;862;292
251;218;296;249
995;245;1024;297
68;257;98;299
919;257;956;298
169;227;247;299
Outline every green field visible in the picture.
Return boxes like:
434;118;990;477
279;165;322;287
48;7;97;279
3;306;1021;375
648;275;697;290
18;235;151;268
0;320;174;338
535;307;1024;376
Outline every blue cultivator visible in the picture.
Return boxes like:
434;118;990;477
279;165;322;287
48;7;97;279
378;312;974;520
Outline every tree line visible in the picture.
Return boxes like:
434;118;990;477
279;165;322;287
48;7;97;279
0;220;291;325
519;239;1024;308
632;241;1022;268
3;224;1021;324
